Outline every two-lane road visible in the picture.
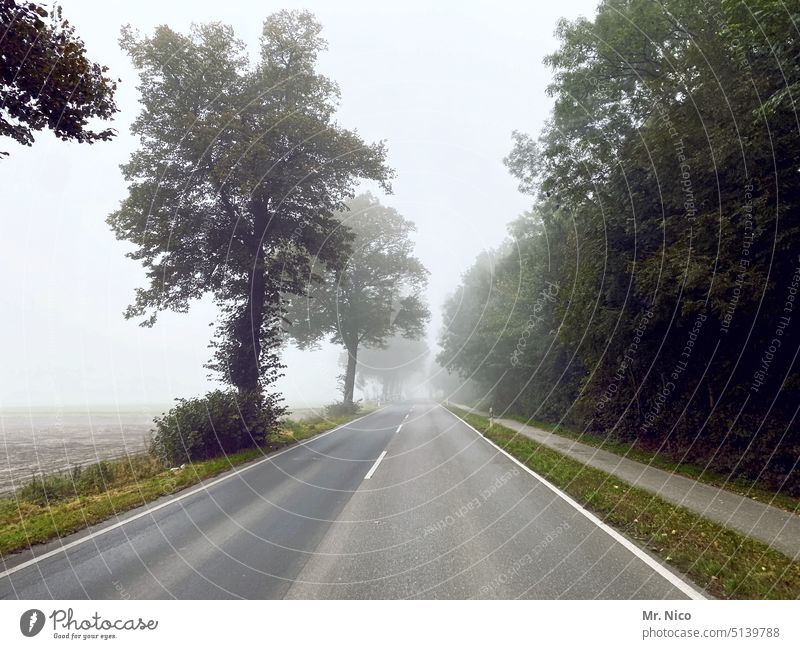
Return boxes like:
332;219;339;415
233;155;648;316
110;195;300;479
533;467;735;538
0;403;704;599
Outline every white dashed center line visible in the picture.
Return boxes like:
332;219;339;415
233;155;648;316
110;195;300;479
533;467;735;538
364;451;387;480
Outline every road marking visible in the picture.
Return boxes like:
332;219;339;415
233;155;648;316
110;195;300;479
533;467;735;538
395;424;402;434
441;405;707;600
364;451;387;480
404;413;409;420
0;408;384;581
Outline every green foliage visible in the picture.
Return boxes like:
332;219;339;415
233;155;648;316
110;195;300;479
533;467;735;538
286;193;430;404
73;461;115;494
442;0;800;494
109;11;392;394
13;456;164;507
0;0;118;157
17;473;75;505
438;202;583;423
112;455;162;484
149;389;285;466
324;401;361;418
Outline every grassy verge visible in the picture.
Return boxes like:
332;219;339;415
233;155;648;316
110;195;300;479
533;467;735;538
449;406;800;600
0;412;362;558
494;412;800;514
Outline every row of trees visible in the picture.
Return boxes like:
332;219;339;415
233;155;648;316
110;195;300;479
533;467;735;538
439;0;800;494
351;335;430;403
1;6;429;462
287;194;429;409
110;13;429;452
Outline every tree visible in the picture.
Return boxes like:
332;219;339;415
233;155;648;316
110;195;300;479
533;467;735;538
287;193;429;406
108;12;392;405
0;0;118;157
437;204;581;422
355;335;430;401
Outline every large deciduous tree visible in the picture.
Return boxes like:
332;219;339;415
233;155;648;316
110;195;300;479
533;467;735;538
109;12;392;403
0;0;118;157
287;193;429;407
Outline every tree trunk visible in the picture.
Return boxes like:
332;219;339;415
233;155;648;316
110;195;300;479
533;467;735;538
231;224;267;395
232;269;265;394
343;343;358;405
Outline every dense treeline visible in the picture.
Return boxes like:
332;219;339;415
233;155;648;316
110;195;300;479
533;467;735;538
438;0;800;494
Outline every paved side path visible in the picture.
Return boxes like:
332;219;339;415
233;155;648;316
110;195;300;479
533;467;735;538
453;405;800;560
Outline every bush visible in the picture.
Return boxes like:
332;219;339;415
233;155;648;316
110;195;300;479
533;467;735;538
114;455;162;483
74;461;115;494
18;473;75;504
324;401;361;417
149;389;285;466
16;457;154;505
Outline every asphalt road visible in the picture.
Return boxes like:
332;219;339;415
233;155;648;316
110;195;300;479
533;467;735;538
0;402;704;599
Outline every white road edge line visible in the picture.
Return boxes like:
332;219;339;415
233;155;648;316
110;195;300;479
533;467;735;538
0;408;384;581
396;424;402;434
441;405;706;600
363;451;387;480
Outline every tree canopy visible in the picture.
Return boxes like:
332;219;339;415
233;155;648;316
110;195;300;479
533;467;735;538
0;0;118;157
286;193;429;406
109;11;392;401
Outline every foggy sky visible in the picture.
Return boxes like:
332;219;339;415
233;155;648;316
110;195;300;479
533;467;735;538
0;0;597;409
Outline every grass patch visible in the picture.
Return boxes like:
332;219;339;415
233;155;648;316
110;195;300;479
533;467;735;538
499;413;800;514
0;412;361;558
449;406;800;600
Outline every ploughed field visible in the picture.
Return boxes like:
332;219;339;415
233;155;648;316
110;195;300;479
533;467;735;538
0;409;158;494
0;405;325;494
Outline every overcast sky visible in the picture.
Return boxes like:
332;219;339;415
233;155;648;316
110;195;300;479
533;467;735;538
0;0;597;409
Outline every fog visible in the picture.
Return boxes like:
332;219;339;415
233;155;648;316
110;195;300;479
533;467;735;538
0;0;596;409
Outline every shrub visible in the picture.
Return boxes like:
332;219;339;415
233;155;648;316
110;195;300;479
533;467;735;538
324;401;361;417
18;473;75;504
149;389;285;466
114;454;161;483
75;461;115;494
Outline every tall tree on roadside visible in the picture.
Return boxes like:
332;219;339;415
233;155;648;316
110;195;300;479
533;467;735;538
287;194;429;407
108;12;392;404
0;0;118;157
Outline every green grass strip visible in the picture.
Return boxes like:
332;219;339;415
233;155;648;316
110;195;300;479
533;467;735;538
503;413;800;513
450;407;800;600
